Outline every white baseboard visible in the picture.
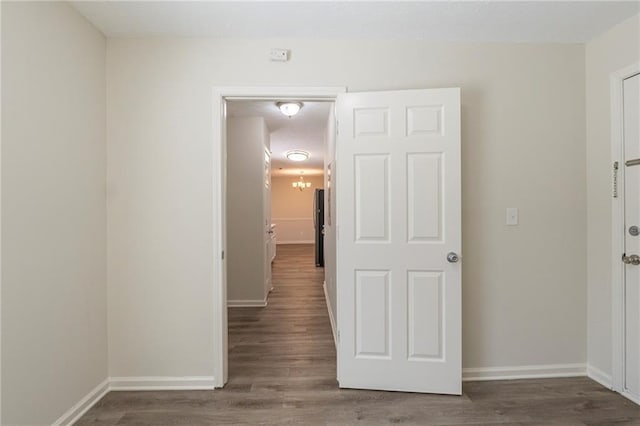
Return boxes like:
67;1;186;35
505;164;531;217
52;375;216;424
462;363;586;382
323;281;337;347
109;376;216;391
587;365;613;389
622;390;640;405
52;378;109;426
227;299;267;307
277;240;314;245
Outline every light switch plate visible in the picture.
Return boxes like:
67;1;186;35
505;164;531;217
506;208;519;226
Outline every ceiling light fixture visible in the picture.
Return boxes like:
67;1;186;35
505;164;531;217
277;101;303;117
286;150;310;162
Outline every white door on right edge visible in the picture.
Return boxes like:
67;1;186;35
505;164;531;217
336;88;461;394
624;72;640;401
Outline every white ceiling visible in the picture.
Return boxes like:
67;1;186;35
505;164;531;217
69;1;639;174
72;1;639;43
227;100;331;176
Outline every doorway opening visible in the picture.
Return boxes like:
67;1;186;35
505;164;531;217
212;87;344;388
224;98;335;384
213;86;462;394
611;64;640;405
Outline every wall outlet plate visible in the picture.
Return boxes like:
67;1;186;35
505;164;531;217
506;207;519;226
269;48;289;62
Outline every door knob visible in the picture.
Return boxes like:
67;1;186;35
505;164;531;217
622;254;640;265
447;252;460;263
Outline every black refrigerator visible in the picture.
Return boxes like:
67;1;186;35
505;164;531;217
313;188;325;267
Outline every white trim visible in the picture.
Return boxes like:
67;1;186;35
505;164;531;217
0;4;4;420
622;390;640;405
462;363;586;382
54;376;217;424
227;299;267;307
610;62;640;394
323;281;337;347
213;86;346;389
587;364;613;389
212;88;227;389
109;376;216;391
277;240;314;245
52;379;109;426
218;86;346;100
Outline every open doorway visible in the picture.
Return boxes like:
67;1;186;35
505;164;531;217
224;99;334;383
214;86;461;394
213;88;342;388
225;99;331;307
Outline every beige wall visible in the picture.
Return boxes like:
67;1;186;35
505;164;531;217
271;175;324;243
1;2;107;424
106;37;587;379
226;117;269;303
586;14;640;382
4;3;636;421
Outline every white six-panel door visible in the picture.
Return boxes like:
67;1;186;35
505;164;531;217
624;73;640;402
336;88;461;394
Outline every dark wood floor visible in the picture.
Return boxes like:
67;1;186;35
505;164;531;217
78;244;640;425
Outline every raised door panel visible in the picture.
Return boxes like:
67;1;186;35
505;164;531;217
354;108;389;138
407;271;444;360
355;155;390;242
406;106;443;137
407;153;442;242
355;270;391;359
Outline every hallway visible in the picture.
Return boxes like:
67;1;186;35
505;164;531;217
227;244;336;388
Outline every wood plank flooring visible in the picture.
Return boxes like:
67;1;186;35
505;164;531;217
77;244;640;425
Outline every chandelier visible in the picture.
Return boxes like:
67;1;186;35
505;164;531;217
292;175;311;191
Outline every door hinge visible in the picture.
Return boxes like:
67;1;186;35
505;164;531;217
336;120;339;136
613;161;619;198
337;330;340;344
221;250;225;260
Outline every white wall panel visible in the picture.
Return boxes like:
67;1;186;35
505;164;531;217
2;3;107;424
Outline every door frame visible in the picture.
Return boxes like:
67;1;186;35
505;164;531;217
611;62;640;400
212;86;346;387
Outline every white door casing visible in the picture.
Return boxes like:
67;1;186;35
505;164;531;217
264;147;273;295
623;72;640;402
212;86;346;388
336;88;462;394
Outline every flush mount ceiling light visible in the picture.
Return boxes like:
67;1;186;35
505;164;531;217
286;150;310;162
277;102;303;117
